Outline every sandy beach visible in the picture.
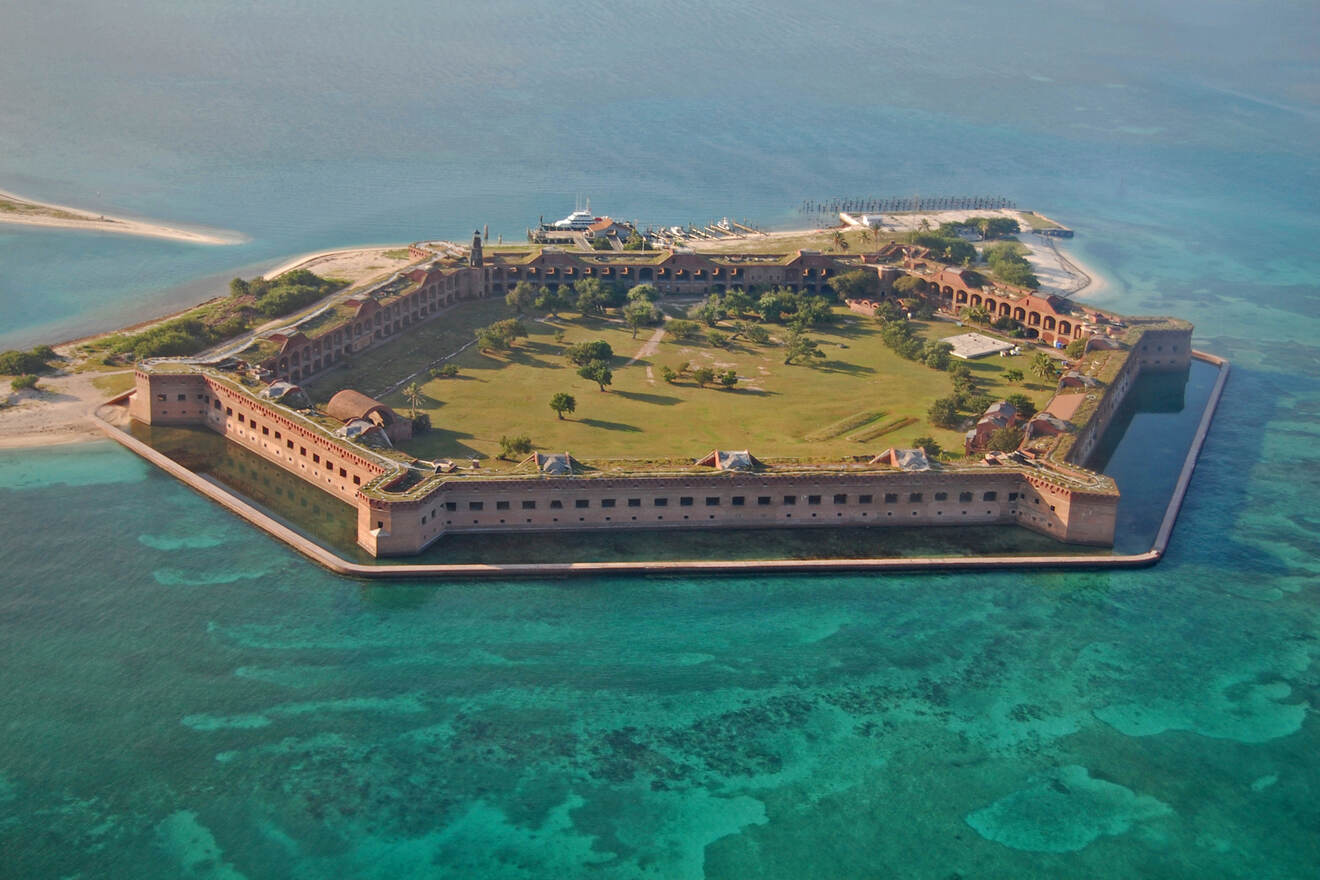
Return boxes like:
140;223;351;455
262;245;418;281
0;370;131;449
0;188;244;245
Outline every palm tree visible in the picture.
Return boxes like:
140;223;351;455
1031;351;1058;381
832;229;846;251
403;382;423;418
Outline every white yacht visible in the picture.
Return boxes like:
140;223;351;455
551;199;598;230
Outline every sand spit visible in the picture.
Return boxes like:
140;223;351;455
0;189;243;245
0;371;131;449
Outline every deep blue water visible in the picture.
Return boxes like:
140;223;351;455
1;1;1318;877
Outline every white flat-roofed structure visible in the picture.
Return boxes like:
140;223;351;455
945;332;1016;359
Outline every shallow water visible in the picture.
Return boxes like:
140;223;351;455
1;0;1319;876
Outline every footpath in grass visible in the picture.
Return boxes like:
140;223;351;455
306;299;1054;467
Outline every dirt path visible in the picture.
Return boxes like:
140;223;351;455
625;323;667;367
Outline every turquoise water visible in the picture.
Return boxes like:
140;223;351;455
2;1;1319;876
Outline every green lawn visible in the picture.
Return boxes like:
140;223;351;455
307;298;1055;467
91;372;136;396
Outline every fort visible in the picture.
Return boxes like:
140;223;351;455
123;228;1195;561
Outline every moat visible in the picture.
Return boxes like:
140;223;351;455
128;357;1218;567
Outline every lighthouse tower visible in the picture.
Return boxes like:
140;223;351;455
469;229;483;267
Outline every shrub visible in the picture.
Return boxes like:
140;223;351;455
564;340;614;366
665;319;702;341
412;413;432;433
987;426;1025;452
498;433;533;460
911;436;942;458
1005;393;1037;420
0;349;52;375
10;374;39;391
928;396;960;429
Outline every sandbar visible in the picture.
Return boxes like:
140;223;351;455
0;188;243;245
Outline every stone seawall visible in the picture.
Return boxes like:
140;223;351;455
94;349;1228;577
1070;326;1193;467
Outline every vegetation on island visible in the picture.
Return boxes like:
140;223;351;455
92;269;345;361
0;345;56;376
984;242;1040;289
299;267;1057;466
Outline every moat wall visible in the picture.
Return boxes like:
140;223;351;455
128;366;1120;557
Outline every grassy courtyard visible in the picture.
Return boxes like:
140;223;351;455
304;299;1054;468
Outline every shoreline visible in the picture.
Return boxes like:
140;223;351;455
0;224;1111;451
0;188;244;246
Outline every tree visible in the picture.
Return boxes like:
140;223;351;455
892;275;925;296
962;304;992;324
549;392;576;420
412;412;431;433
1031;351;1059;380
535;285;570;317
757;288;799;323
623;232;649;251
623;300;661;338
718;370;738;389
430;363;460;379
827;269;879;303
783;330;824;365
402;381;423;418
505;281;536;314
985;242;1039;289
1065;338;1088;359
627;284;659;303
578;359;613;391
691;295;726;327
474;318;527;352
911;436;942;458
229;277;250;298
707;330;730;348
732;321;769;345
722;288;754;317
1003;368;1024;383
921;340;953;371
498;433;533;460
665;319;702;341
660;365;678;384
573;278;609;315
565;340;613;366
1005;393;1037;420
949;363;976;393
987;426;1025;452
832;229;847;251
691;366;715;387
928;396;960;429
